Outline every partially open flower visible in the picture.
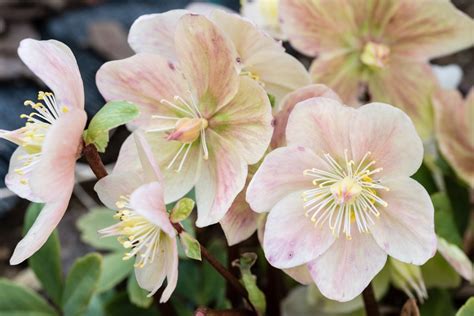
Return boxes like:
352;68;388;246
97;14;273;227
95;133;178;302
247;97;436;301
0;39;87;265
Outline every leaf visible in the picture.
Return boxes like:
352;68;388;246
105;292;158;316
77;208;123;251
232;253;266;316
419;289;455;316
170;198;195;223
422;253;461;288
0;278;58;316
97;253;134;293
431;192;462;247
179;232;201;261
84;101;139;152
23;203;63;306
62;253;102;316
267;94;276;107
127;274;153;309
457;297;474;316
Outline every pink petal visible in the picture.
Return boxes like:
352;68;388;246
30;108;86;202
174;14;239;115
18;39;84;109
349;102;424;179
283;265;313;285
96;53;190;129
220;189;259;246
94;170;143;210
210;76;273;165
159;236;179;303
437;237;473;282
308;229;387;302
264;191;335;269
370;178;436;265
128;10;188;60
195;130;247;227
247;146;327;213
286;97;354;157
133;132;163;184
271;84;341;148
129;182;176;238
10;191;72;265
187;3;234;16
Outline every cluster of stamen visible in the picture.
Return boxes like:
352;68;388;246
240;70;264;86
99;196;163;268
148;93;209;173
360;41;390;69
302;150;389;239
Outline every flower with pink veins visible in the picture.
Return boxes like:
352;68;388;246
97;14;273;227
280;0;474;140
128;8;310;104
95;133;178;302
247;97;437;301
0;39;87;265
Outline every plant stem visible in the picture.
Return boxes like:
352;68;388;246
362;282;380;316
82;144;255;314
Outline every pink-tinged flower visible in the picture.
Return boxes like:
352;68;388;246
128;9;310;104
280;0;474;140
240;0;285;40
247;97;437;301
95;133;178;302
97;14;273;227
0;39;86;265
433;89;474;187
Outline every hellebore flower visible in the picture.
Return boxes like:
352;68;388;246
247;97;436;301
97;14;273;227
0;39;87;265
240;0;286;40
95;133;178;302
433;89;474;187
280;0;474;140
127;8;310;104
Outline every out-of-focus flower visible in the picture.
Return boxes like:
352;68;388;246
247;97;436;301
389;258;428;302
0;39;87;265
128;9;310;104
240;0;285;40
433;88;474;187
431;64;463;90
97;14;273;227
280;0;474;140
95;133;178;302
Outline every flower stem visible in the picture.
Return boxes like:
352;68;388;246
362;282;380;316
82;143;108;179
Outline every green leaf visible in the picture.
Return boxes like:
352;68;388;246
105;292;158;316
127;274;153;309
23;203;63;306
422;253;460;288
420;289;455;316
457;297;474;316
0;278;58;316
179;232;201;261
77;208;123;251
62;253;102;316
97;253;134;293
232;253;266;316
267;94;276;108
84;101;139;152
412;163;438;195
431;193;462;247
170;198;195;223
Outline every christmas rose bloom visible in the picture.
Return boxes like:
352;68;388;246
247;97;437;301
95;133;178;302
433;89;474;187
280;0;474;140
128;8;310;104
0;39;86;265
97;14;273;227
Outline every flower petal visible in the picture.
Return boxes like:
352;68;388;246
18;39;84;109
130;182;176;238
283;265;313;285
30;108;86;202
94;171;143;210
437;236;472;282
10;192;72;265
220;189;259;246
134;132;163;184
135;238;166;294
159;236;179;303
272;84;341;148
349;102;424;179
195;130;247;227
247;146;326;213
370;178;436;265
175;14;239;115
307;229;387;302
128;10;188;60
96;53;190;129
264;191;335;269
210;76;273;165
286;97;354;156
